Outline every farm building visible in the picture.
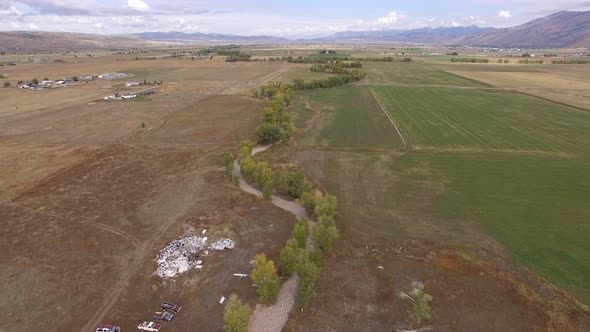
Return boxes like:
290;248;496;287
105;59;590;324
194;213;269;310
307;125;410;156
125;81;140;87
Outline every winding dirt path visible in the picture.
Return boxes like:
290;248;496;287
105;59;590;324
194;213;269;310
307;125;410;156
232;145;313;332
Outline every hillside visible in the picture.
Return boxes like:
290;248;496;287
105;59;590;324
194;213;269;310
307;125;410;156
458;11;590;48
330;26;492;44
0;31;147;50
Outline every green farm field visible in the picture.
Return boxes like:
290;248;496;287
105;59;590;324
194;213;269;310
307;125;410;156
296;85;402;149
372;86;590;154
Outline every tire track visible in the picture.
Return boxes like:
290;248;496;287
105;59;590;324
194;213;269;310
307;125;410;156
369;87;407;150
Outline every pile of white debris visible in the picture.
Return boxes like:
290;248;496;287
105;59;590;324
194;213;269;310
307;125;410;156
155;234;235;278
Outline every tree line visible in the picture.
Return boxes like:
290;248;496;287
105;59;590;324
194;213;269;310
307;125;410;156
518;59;543;64
265;56;411;63
551;60;590;64
450;58;489;63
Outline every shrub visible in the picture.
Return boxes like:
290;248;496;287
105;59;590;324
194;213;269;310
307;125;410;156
262;180;273;200
399;281;434;324
223;152;235;177
250;253;280;304
292;218;308;249
3;81;10;88
31;78;38;85
312;219;339;254
223;294;251;332
280;171;308;199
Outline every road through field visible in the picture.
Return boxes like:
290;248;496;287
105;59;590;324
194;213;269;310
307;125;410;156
369;87;407;149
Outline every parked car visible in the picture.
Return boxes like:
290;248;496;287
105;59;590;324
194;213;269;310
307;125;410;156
160;302;182;313
96;324;121;332
152;311;175;321
137;321;161;332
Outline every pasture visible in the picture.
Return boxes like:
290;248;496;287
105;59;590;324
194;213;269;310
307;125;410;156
288;58;590;318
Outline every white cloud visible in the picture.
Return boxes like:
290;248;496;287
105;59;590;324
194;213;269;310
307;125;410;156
498;10;512;19
128;0;150;12
0;5;23;16
376;11;404;26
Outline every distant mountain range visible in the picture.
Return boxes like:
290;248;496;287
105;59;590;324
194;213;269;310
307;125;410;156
1;11;590;50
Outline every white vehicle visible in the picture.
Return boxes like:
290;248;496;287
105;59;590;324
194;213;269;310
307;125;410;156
137;321;161;332
96;324;121;332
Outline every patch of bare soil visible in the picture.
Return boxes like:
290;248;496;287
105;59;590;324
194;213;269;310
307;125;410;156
286;240;552;332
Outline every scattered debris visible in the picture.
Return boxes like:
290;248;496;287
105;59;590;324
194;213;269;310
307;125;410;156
155;235;234;278
219;296;226;304
211;238;235;250
202;229;207;235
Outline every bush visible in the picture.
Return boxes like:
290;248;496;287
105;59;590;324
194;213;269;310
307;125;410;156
280;171;308;199
262;180;273;200
223;294;251;332
250;253;280;304
223;152;235;177
292;218;308;249
399;282;434;324
31;78;38;85
3;81;10;88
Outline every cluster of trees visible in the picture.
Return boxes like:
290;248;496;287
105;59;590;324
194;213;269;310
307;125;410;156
284;56;354;64
551;60;590;64
290;71;366;91
518;59;543;64
450;58;489;63
300;191;339;254
280;219;321;307
358;56;412;62
253;83;296;144
318;49;337;54
497;59;511;64
238;142;275;199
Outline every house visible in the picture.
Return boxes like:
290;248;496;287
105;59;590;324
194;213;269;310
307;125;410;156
40;80;54;86
125;81;140;87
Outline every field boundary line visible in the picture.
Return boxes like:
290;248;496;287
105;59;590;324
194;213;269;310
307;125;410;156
369;87;407;150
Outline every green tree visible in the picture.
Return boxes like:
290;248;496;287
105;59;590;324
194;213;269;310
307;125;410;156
72;76;78;81
296;252;320;307
3;81;10;88
280;239;302;277
31;78;39;85
256;123;286;144
250;253;280;304
292;218;308;249
312;219;339;254
262;180;273;200
223;294;251;332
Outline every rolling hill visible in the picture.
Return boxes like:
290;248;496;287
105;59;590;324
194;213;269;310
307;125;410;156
457;11;590;48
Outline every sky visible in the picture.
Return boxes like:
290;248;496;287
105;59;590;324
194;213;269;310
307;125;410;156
1;0;590;37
